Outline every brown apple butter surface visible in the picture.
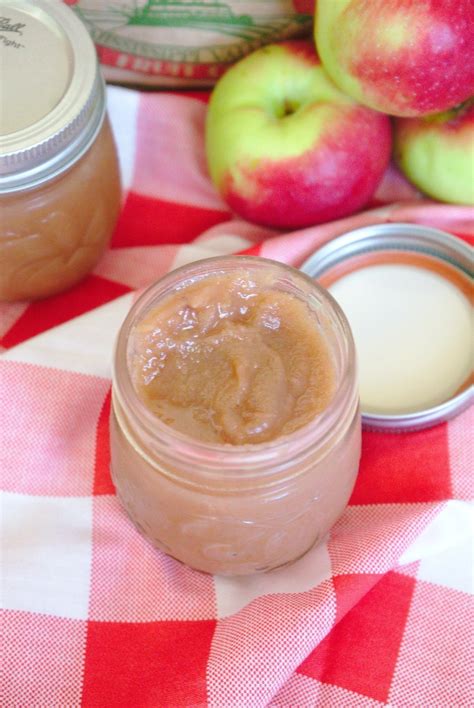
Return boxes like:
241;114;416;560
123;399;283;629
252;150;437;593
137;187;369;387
130;271;336;445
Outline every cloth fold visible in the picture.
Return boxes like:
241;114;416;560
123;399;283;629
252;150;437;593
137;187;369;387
1;86;473;707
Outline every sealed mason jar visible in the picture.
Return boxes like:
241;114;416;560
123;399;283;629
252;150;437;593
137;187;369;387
0;0;121;302
111;256;361;576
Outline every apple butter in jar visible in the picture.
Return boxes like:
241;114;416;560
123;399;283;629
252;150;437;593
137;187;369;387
111;256;361;576
0;0;121;302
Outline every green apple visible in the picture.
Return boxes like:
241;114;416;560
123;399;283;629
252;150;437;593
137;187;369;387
394;100;474;205
205;41;392;229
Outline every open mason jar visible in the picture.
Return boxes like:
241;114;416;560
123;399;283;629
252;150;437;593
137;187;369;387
111;256;361;576
0;0;121;301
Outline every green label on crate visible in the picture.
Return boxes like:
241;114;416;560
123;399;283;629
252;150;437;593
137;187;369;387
71;0;312;75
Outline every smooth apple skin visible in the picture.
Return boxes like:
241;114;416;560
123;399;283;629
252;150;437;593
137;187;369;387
205;42;392;229
394;102;474;205
315;0;474;117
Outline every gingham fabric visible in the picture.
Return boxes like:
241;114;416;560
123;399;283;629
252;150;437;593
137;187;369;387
1;86;473;708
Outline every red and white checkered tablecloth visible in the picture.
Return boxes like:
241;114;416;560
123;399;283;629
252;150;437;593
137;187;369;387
1;86;473;707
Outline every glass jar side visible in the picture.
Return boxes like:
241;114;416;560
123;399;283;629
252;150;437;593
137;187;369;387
110;392;361;576
0;116;121;302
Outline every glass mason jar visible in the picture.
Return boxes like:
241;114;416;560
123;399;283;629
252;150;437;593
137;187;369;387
0;0;121;302
111;256;361;576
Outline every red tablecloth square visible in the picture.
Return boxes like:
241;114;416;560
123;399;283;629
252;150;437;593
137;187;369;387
93;388;114;496
351;424;451;505
111;190;230;249
298;571;417;703
81;618;216;706
0;275;131;350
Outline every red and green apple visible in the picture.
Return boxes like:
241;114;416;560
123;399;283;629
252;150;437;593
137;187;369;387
205;41;392;229
315;0;474;117
394;100;474;204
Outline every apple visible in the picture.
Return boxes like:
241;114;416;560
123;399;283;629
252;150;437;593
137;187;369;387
315;0;474;117
394;99;474;205
205;41;391;229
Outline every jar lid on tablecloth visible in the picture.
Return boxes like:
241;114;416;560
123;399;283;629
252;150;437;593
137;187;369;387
301;223;473;431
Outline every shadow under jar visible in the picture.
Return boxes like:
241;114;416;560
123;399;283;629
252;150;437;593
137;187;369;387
111;256;361;576
0;0;121;302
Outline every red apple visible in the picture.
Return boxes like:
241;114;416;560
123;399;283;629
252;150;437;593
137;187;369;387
205;41;392;229
315;0;474;117
394;100;474;204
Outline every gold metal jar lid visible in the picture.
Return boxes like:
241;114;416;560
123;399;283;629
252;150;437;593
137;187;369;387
0;0;105;192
